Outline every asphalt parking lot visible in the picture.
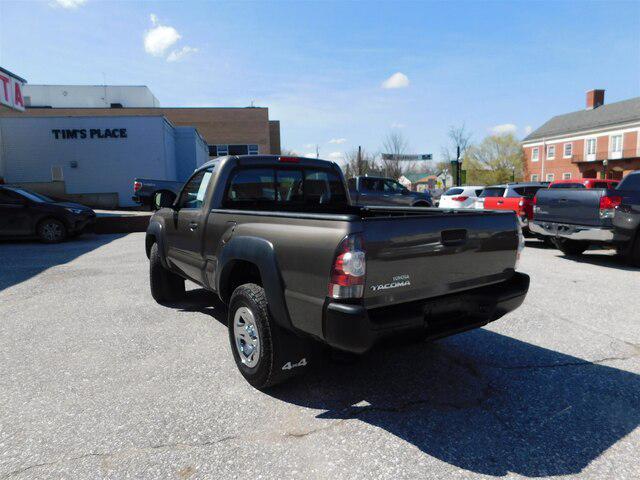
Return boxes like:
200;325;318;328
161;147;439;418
1;233;639;479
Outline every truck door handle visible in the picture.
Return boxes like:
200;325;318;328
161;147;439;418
189;222;199;231
558;198;568;202
497;200;504;205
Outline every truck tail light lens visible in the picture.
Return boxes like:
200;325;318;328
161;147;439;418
452;196;468;202
133;181;142;192
599;195;622;218
328;234;366;299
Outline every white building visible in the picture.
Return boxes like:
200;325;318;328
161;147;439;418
23;85;160;109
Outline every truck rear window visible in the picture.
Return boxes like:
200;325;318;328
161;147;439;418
479;187;505;198
225;167;347;209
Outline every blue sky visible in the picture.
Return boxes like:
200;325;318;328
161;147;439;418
1;0;639;163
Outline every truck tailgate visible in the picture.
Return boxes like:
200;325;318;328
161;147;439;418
361;212;518;308
534;189;605;226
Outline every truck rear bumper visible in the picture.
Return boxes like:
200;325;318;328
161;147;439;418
530;221;614;242
322;272;530;354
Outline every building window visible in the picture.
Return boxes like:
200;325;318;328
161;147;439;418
530;174;539;181
563;172;572;180
564;143;573;158
586;138;597;159
610;134;623;159
532;147;539;162
209;144;259;157
547;145;555;159
546;173;555;182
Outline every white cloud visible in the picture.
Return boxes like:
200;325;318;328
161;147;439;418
144;14;181;57
391;122;405;128
328;151;343;161
523;125;533;136
303;152;317;158
381;72;410;89
328;138;346;144
54;0;86;8
167;46;198;62
490;123;518;135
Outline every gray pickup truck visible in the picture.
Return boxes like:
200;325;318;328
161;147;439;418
348;175;433;207
146;155;529;388
531;171;640;265
132;178;182;210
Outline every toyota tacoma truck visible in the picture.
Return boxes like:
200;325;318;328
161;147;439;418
531;171;640;265
145;155;529;389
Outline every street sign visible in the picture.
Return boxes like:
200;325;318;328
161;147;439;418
382;153;432;161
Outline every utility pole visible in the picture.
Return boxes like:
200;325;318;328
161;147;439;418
315;144;320;159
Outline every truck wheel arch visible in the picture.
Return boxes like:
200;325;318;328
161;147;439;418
217;236;292;330
145;222;168;267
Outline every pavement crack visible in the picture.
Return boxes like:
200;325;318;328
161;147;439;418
483;353;639;371
0;436;239;478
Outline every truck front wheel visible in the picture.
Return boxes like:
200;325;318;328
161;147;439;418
553;238;588;256
149;243;185;303
228;283;311;389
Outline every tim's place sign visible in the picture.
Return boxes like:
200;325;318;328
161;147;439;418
51;128;128;140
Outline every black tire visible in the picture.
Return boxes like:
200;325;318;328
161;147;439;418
149;243;185;303
228;283;311;389
37;218;67;243
627;232;640;267
553;238;588;256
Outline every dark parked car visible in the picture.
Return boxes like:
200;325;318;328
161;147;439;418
0;186;96;243
531;171;640;265
347;176;432;207
146;155;529;389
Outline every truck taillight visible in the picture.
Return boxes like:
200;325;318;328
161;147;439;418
599;195;622;218
328;234;366;299
452;196;468;201
133;181;142;192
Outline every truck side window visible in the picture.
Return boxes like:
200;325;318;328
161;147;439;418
178;168;213;209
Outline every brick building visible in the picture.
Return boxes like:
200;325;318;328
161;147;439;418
522;90;640;182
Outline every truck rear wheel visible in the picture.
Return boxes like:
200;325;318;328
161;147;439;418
553;238;588;256
228;283;311;389
149;243;185;303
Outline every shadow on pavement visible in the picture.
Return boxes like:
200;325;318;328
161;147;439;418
168;288;640;477
0;233;124;292
267;328;640;477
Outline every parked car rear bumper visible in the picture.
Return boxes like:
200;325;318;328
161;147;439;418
530;220;615;242
322;272;530;353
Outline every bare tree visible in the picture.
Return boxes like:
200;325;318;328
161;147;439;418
439;124;472;170
342;146;377;178
381;131;413;179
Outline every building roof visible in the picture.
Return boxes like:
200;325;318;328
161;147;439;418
0;66;26;83
400;172;431;183
523;96;640;142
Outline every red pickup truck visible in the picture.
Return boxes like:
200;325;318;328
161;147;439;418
475;182;548;233
548;178;619;189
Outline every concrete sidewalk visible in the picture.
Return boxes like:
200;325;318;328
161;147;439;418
94;209;151;233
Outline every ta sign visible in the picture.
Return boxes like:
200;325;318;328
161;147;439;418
0;69;26;112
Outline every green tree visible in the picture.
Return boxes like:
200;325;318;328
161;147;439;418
464;133;524;185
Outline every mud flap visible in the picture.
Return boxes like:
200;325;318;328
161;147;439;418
268;323;315;385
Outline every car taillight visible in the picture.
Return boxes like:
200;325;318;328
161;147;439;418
533;196;537;205
279;156;300;163
328;234;366;299
133;181;142;192
452;196;468;201
599;195;622;218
